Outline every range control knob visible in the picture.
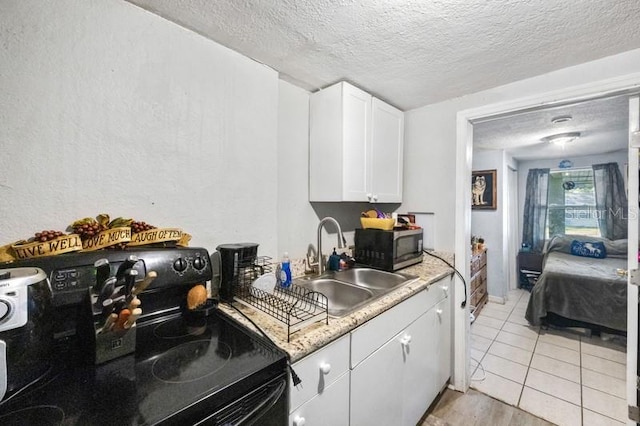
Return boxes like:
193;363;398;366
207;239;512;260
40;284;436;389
193;257;206;270
173;258;188;272
0;300;11;322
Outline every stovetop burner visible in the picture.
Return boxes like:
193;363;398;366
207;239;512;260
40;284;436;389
0;405;64;426
151;339;232;383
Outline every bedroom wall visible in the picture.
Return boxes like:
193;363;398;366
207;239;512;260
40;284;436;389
471;149;516;299
517;149;628;243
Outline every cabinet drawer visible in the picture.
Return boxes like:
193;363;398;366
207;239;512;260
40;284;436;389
471;285;486;306
290;334;350;412
350;278;450;368
470;271;484;291
290;372;350;426
470;250;487;276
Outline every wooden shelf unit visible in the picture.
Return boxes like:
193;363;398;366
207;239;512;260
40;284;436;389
470;248;488;317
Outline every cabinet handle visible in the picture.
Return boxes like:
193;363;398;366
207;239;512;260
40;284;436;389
293;416;306;426
400;334;412;346
436;308;443;317
372;194;378;202
441;285;449;297
366;193;372;200
319;362;331;374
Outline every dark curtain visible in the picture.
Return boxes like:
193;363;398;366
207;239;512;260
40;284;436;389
593;163;628;240
522;168;550;252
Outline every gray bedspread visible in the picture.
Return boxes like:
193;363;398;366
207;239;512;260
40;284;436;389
525;235;628;332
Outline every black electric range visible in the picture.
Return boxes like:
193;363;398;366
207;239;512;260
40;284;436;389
0;248;288;425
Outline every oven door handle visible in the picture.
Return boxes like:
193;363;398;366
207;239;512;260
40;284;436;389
0;340;6;402
238;378;286;426
195;377;287;426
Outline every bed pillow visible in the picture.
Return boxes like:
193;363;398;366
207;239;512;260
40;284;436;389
570;240;607;259
546;235;627;258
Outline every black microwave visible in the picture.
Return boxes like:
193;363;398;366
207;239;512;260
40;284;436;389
354;228;423;271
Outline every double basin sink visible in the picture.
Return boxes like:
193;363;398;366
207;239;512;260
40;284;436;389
294;268;419;317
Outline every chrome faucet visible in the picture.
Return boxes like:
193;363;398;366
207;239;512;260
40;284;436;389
316;217;347;275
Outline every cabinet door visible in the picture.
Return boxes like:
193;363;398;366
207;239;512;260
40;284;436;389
342;83;372;201
289;372;350;426
402;310;436;426
370;98;404;203
350;331;404;426
435;295;452;393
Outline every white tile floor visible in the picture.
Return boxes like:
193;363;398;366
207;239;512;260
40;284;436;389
470;288;627;426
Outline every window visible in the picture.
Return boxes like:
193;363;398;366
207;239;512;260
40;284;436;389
546;169;600;238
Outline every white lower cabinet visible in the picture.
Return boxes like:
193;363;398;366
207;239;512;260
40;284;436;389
402;310;437;426
351;277;452;426
289;372;350;426
350;329;406;426
402;294;451;425
435;295;452;391
289;277;452;426
350;306;445;426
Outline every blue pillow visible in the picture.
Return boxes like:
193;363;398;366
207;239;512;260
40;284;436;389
570;240;607;259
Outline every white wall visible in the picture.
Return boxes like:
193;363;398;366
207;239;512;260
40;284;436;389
0;0;281;258
0;0;403;266
517;149;627;242
471;149;514;299
403;48;640;252
277;81;318;257
402;105;456;251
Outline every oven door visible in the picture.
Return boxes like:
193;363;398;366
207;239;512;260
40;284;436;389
197;373;288;426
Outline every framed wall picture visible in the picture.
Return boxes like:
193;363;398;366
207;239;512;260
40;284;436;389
472;169;497;210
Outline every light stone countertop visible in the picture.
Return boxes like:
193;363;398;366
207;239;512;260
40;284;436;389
219;251;454;362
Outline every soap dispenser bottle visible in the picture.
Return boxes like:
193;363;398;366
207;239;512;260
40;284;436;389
280;252;292;288
328;248;341;272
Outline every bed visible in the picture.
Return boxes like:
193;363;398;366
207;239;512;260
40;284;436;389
525;235;628;333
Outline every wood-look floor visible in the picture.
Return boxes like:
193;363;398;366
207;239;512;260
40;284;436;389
420;388;555;426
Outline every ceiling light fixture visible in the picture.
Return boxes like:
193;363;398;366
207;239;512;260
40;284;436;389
542;132;581;147
551;115;573;124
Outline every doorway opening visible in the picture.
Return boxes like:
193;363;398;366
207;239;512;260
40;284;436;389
453;79;640;424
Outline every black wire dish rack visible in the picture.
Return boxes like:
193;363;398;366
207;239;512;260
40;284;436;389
232;256;328;342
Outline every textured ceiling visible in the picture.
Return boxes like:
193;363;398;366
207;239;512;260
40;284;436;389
126;0;640;111
473;95;629;161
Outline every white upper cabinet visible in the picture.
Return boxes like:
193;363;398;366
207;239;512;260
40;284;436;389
370;98;404;203
309;81;404;203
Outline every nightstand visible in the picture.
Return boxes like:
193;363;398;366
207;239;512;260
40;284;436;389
517;251;543;291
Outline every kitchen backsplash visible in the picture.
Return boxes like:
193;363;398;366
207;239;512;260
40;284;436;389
289;257;308;278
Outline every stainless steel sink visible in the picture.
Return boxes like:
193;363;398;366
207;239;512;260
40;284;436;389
296;278;375;317
331;268;417;290
295;268;418;318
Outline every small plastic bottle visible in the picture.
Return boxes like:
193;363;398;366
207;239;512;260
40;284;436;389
328;248;340;271
280;252;292;288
